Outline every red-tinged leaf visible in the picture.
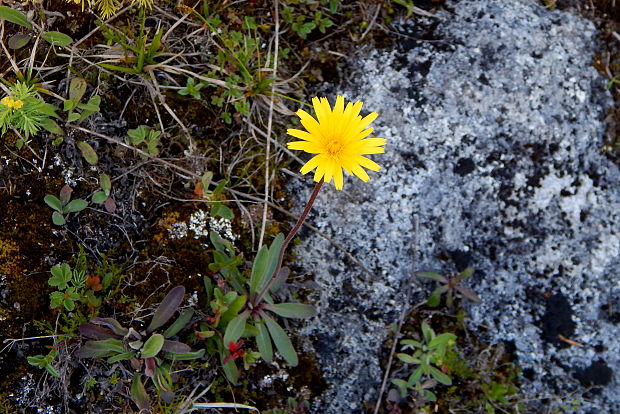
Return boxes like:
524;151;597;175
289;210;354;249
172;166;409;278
77;141;98;165
59;185;73;205
104;197;116;213
74;339;123;358
161;340;191;354
89;317;129;336
457;286;481;303
144;357;157;377
78;323;119;339
147;286;185;333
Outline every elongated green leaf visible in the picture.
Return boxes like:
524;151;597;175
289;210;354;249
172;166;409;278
429;366;452;385
428;333;456;349
259;234;284;292
64;199;87;213
98;63;140;74
41;118;64;135
69;77;87;104
391;378;409;397
262;312;297;366
211;202;234;219
220;295;246;327
407;366;423;386
147;286;185;333
89;317;129;336
107;351;136;363
396;353;420;364
42;31;73;46
163;309;193;338
44;195;62;212
264;303;316;319
256;322;273;362
249;245;269;294
0;6;31;29
421;323;434;344
77;141;98;164
221;359;238;384
130;374;151;411
141;334;164;358
427;286;444;307
223;311;249;346
164;349;205;360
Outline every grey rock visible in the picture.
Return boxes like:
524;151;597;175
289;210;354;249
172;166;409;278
288;0;619;412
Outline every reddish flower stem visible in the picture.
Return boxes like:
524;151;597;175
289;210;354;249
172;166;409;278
252;178;324;306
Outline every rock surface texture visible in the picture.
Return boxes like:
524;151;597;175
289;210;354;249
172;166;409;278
290;0;619;412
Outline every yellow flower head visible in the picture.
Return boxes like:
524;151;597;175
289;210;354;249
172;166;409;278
1;96;24;110
287;96;386;190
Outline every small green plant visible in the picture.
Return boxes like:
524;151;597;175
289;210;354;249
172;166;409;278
0;80;59;141
76;286;203;410
125;125;161;158
92;173;116;213
282;7;334;39
98;8;165;75
63;77;101;124
27;349;60;377
48;259;101;311
178;78;206;99
417;267;481;308
44;185;88;226
391;323;456;402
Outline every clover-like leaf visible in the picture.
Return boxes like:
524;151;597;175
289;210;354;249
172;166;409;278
49;263;72;289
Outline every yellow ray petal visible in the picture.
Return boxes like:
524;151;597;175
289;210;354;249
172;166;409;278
333;166;344;190
287;128;315;141
300;155;322;175
288;141;323;153
356;156;381;171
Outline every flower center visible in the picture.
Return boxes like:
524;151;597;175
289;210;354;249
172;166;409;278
325;139;343;158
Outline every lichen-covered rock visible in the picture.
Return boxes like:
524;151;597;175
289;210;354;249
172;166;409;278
290;0;619;412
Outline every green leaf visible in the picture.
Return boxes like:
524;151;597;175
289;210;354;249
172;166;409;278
52;211;65;226
401;339;423;349
8;33;30;49
391;378;409;397
92;191;108;204
99;173;111;194
64;199;88;213
396;353;420;365
49;263;72;289
76;141;98;165
67;112;80;122
427;286;444;307
44;195;63;212
44;363;60;377
459;267;475;279
264;303;316;319
260;233;284;291
0;6;32;29
222;311;249;346
429;366;452;385
249;245;269;294
163;308;194;338
41;118;64;135
49;291;64;308
63;297;76;311
164;349;205;360
211;202;233;219
221;359;238;384
256;321;273;362
130;374;151;411
69;77;87;104
407;366;423;386
262;312;297;366
141;334;164;358
220;295;246;327
42;31;73;46
107;351;136;363
428;333;457;349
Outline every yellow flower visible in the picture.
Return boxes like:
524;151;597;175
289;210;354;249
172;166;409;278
1;96;24;110
287;96;386;190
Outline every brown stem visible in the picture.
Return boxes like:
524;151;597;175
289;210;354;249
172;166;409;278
252;178;324;306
